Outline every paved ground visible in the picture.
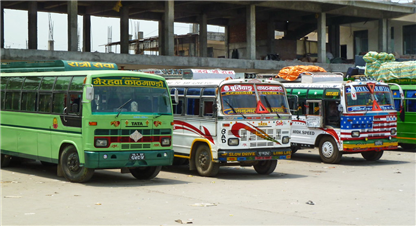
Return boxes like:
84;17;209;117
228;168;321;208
1;147;415;225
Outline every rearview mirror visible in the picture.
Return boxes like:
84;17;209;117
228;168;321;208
86;86;94;101
171;88;179;105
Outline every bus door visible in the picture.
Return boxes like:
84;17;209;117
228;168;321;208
305;100;323;128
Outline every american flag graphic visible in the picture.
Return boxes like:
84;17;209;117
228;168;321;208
340;114;397;140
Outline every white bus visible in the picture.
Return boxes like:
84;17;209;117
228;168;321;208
162;69;292;176
282;72;402;163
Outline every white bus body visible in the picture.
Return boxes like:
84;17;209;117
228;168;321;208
283;72;401;163
166;77;292;176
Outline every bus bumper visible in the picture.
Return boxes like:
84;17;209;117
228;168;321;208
217;148;291;162
83;150;174;169
342;138;398;152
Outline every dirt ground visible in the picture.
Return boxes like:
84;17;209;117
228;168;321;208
1;147;415;225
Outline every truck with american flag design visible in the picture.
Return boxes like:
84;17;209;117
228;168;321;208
157;69;292;176
283;72;402;163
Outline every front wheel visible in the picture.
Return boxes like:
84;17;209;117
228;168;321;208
60;145;94;183
319;137;342;164
195;145;219;177
253;160;277;175
361;151;383;161
129;166;162;180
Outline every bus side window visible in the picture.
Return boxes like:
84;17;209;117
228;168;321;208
39;93;52;113
69;93;81;115
203;100;214;116
186;98;200;116
173;98;184;115
52;93;67;114
406;90;416;112
21;92;37;112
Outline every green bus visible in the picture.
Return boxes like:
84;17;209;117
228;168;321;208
390;79;416;150
1;60;174;182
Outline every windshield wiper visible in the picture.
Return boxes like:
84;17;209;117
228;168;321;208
264;96;280;118
116;98;132;118
225;100;246;119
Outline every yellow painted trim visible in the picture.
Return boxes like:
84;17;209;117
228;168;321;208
397;137;416;141
343;142;398;149
190;138;214;161
174;154;190;159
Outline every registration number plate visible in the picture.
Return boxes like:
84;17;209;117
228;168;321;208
129;153;145;160
375;140;383;146
257;151;271;156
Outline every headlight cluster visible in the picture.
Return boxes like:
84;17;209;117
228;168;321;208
228;138;239;146
282;136;290;144
161;138;171;146
95;138;108;147
351;131;360;137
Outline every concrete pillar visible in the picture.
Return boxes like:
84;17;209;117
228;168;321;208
158;19;164;55
164;0;174;56
120;6;129;54
378;19;389;53
317;12;326;63
67;0;78;52
267;20;276;54
246;4;256;60
199;13;207;57
1;7;4;49
83;14;91;52
28;1;38;49
328;24;340;58
225;25;229;58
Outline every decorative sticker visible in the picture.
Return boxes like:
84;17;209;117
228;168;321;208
111;121;120;127
53;117;58;129
154;121;162;127
92;77;165;88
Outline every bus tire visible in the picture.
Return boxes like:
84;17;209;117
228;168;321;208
319;137;342;164
361;151;383;161
1;154;12;167
129;166;162;180
400;143;416;150
195;144;219;177
254;160;277;175
60;145;94;183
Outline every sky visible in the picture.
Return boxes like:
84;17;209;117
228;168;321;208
3;9;225;53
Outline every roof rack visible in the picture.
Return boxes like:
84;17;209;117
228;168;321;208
0;60;118;73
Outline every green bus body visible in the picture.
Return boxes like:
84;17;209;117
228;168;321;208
391;85;416;149
1;61;174;182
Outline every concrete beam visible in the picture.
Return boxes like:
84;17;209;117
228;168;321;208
120;6;129;54
378;19;389;53
164;0;174;56
199;13;208;57
317;12;326;63
1;48;353;74
67;0;78;52
1;7;4;49
83;14;91;52
246;4;256;60
28;1;37;49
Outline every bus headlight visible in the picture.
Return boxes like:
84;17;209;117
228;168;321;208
391;129;397;135
282;136;290;144
228;138;239;146
161;138;171;146
95;138;108;147
351;131;360;137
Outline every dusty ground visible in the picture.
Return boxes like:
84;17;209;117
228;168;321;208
1;147;415;225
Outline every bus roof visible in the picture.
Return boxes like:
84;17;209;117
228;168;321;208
167;78;283;87
0;60;118;73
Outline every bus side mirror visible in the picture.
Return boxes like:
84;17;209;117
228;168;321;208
171;88;179;105
86;87;94;101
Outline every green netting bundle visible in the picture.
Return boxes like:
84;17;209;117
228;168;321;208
364;51;416;81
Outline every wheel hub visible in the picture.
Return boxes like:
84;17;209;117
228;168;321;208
322;142;334;158
67;153;80;172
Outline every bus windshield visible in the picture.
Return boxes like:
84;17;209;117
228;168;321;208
91;77;171;115
345;85;395;111
220;84;289;114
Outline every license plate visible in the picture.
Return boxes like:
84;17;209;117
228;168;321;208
129;153;145;160
257;150;271;156
375;140;383;146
